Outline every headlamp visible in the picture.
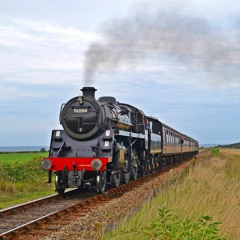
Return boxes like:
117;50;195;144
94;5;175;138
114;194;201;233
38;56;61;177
41;159;52;170
91;159;102;171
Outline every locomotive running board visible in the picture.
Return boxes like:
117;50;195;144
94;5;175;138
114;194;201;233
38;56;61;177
114;130;145;139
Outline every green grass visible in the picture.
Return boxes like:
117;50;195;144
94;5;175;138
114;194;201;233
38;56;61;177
0;184;55;208
0;152;54;209
103;149;240;240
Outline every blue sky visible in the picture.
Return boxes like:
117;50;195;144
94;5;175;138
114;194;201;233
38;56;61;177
1;0;240;146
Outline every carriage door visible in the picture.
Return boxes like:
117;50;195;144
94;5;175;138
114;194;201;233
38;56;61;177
136;111;145;134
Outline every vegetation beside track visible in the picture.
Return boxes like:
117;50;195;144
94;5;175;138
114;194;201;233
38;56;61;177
0;152;54;209
104;148;240;240
1;149;240;239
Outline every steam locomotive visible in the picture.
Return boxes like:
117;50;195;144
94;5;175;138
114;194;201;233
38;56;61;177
42;87;199;193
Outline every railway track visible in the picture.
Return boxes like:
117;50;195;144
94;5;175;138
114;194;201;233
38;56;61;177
0;151;207;240
0;189;97;239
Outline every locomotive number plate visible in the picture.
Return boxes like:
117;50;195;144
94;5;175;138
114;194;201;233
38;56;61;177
73;108;89;114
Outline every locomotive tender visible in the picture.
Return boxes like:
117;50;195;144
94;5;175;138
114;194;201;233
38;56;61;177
42;87;199;193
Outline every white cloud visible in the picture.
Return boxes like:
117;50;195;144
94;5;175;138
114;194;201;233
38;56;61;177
0;18;101;47
0;17;102;85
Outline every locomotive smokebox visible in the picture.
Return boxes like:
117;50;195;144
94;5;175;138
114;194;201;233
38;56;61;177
81;87;97;99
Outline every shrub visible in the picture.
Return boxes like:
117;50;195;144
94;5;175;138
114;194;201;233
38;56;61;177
0;157;46;183
211;148;220;156
142;208;223;240
111;208;223;240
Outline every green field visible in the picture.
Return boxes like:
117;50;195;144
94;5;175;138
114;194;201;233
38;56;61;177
0;152;48;164
0;152;54;209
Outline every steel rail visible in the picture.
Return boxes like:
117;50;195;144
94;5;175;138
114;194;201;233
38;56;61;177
0;188;80;217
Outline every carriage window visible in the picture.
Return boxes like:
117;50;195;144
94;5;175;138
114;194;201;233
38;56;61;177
130;112;135;124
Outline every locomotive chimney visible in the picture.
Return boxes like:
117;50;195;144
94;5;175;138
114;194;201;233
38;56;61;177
81;87;97;99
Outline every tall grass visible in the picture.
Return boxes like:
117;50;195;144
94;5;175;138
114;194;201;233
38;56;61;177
104;149;240;240
224;153;240;181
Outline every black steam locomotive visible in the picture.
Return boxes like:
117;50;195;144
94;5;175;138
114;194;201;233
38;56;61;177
42;87;199;193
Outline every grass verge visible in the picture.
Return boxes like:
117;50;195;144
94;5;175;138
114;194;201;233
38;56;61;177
104;149;240;240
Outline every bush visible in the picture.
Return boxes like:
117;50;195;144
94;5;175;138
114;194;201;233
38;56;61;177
0;157;47;183
211;148;220;155
142;208;223;240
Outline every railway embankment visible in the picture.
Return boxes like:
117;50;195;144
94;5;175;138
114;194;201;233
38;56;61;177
103;148;240;240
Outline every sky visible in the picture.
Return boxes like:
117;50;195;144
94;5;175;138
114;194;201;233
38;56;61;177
0;0;240;146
